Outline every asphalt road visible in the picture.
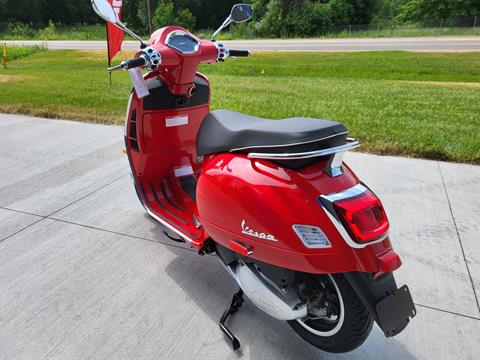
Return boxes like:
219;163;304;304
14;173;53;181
4;36;480;52
1;114;479;359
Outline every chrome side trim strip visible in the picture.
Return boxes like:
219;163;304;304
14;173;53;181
231;131;348;152
321;183;368;203
319;183;387;249
146;208;195;244
124;92;133;137
247;139;360;160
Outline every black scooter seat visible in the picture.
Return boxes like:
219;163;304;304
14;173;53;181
196;110;348;156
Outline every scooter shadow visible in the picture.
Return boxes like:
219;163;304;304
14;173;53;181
161;244;417;360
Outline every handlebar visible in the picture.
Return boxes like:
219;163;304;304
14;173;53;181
108;43;249;73
123;57;148;69
228;49;250;57
108;56;147;72
214;42;250;62
108;47;161;73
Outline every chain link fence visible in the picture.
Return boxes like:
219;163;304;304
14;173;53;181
321;16;479;38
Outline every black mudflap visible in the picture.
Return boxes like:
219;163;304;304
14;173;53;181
344;272;416;338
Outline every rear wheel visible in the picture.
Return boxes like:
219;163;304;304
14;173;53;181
288;274;373;353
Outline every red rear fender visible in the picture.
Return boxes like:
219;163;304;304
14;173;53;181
197;153;400;274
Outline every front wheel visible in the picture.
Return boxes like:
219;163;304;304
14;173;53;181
288;273;373;353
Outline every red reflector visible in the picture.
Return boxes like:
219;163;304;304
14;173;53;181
334;189;389;244
229;240;253;257
378;250;402;272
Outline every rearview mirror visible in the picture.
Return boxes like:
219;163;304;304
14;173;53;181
91;0;147;46
91;0;118;23
230;4;254;23
211;3;254;40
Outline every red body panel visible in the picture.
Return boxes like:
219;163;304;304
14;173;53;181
125;26;402;276
196;154;397;274
147;26;217;95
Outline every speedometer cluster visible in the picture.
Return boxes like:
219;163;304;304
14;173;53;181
166;31;200;54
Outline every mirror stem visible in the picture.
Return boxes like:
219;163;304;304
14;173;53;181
114;21;148;47
211;16;232;40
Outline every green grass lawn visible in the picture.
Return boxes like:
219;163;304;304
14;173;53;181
0;49;479;163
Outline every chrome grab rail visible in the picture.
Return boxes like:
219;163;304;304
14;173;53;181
247;138;361;160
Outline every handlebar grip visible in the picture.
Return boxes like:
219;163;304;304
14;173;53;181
229;49;250;57
123;56;147;70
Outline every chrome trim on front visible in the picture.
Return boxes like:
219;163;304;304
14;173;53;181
319;184;388;249
165;30;200;54
247;139;360;160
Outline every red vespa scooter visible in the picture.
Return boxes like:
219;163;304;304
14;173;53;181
92;0;416;353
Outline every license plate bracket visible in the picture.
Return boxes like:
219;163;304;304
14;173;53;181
376;285;416;337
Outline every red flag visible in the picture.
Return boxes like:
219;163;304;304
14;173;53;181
107;0;124;64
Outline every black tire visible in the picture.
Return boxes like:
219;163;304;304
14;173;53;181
288;273;373;353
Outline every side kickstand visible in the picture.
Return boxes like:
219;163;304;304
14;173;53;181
219;289;244;351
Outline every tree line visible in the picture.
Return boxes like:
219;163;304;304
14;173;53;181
1;0;478;36
378;0;479;20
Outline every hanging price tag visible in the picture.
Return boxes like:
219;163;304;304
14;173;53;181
128;68;150;99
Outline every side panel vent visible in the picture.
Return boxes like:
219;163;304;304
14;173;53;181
128;109;139;152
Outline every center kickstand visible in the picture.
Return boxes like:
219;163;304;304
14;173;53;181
219;289;244;351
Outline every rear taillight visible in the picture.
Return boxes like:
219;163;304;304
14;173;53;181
333;189;389;244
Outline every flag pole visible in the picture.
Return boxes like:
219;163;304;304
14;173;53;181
2;42;7;69
146;0;153;34
106;23;112;87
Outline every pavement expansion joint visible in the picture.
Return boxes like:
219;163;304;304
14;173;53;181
2;205;479;322
414;303;480;321
437;162;480;315
46;173;130;217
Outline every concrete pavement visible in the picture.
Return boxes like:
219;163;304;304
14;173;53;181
4;36;480;52
1;114;479;359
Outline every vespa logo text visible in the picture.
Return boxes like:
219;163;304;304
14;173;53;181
241;220;277;241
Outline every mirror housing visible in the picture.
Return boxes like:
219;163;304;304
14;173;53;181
90;0;147;46
231;4;254;23
211;3;254;40
91;0;118;23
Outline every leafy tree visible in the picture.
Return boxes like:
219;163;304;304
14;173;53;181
131;0;241;32
345;0;379;24
256;0;359;36
1;0;44;24
122;0;142;28
176;8;196;30
376;0;406;18
174;0;241;30
152;1;196;30
8;0;465;37
397;0;480;21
